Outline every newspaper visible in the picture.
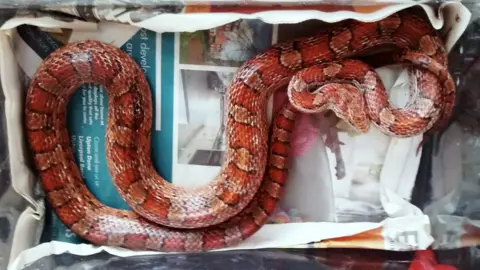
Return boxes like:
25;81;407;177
0;1;471;270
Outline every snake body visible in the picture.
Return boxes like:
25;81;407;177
25;10;454;251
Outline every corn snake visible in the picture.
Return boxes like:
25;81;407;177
24;10;454;251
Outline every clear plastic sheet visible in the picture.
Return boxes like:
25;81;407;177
13;247;480;270
0;56;27;270
6;249;421;270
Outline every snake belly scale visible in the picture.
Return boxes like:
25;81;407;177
25;10;455;251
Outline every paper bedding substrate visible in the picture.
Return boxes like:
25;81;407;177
1;1;472;270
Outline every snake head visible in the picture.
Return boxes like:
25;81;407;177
346;104;370;134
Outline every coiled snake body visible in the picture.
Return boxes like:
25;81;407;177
25;11;454;251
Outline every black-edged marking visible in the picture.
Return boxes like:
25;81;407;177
328;27;353;59
278;41;303;71
110;125;138;148
214;191;242;208
112;74;140;101
226;114;261;131
250;205;269;225
255;189;281;217
24;105;54;116
33;76;61;97
227;104;257;127
112;82;145;130
25;110;54;131
264;181;283;199
105;57;125;87
125;181;148;207
42;66;66;89
111;140;139;152
281;108;297;120
271;147;290;159
381;13;403;38
113;116;143;131
69;213;95;237
267;166;288;185
268;154;287;170
273;127;292;143
266;169;287;187
113;167;142;194
34;150;65;173
327;31;339;60
226;157;258;175
26;83;60;113
239;66;265;93
292;40;305;69
47;189;74;209
27;130;59;154
30;144;65;156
